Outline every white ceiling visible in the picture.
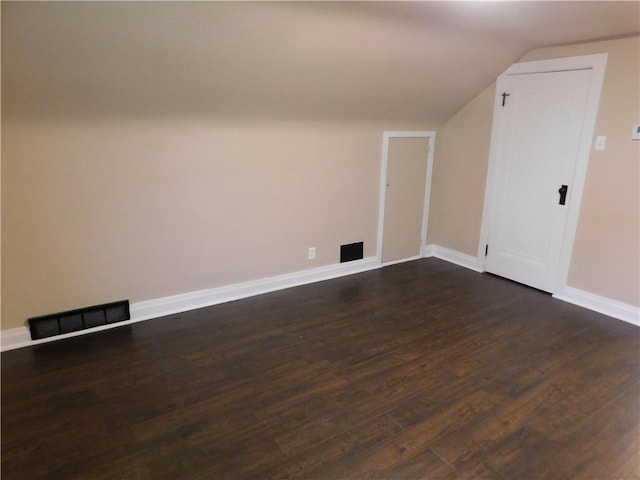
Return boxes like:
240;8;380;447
3;1;639;122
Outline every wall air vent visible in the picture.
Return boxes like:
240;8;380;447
28;300;130;340
340;242;364;263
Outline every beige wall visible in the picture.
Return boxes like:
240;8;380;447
429;35;639;306
3;15;637;332
2;119;438;330
3;2;452;332
427;83;495;253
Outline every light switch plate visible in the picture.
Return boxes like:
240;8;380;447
632;124;640;140
594;135;606;151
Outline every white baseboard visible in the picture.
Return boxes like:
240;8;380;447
130;256;379;321
554;287;640;327
423;244;639;327
0;327;33;352
1;256;379;352
381;255;422;268
423;244;484;272
4;248;637;351
421;244;436;257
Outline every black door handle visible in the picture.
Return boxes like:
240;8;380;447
558;185;568;205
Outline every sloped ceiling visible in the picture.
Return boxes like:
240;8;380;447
2;1;639;122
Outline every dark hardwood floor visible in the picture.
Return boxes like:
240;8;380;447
2;258;639;479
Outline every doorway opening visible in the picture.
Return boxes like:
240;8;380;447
478;53;607;294
376;131;436;265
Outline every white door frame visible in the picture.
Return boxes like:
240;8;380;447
376;131;436;265
477;53;608;294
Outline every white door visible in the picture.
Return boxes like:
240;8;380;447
485;68;592;292
380;136;431;263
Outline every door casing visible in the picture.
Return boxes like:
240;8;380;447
478;53;608;294
376;131;436;265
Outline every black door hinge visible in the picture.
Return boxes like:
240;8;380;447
485;244;489;256
501;92;510;107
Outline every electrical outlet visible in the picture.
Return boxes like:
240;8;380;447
594;135;606;151
308;247;316;260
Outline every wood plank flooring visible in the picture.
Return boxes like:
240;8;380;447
2;258;639;479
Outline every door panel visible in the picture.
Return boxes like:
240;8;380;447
486;69;592;292
382;137;429;263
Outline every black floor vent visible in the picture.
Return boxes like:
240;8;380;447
28;300;130;340
340;242;364;263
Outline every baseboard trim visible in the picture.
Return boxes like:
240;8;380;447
423;244;484;272
130;256;379;322
421;244;436;257
423;245;639;327
1;256;379;352
553;287;640;327
381;255;422;268
5;248;637;351
0;327;32;352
